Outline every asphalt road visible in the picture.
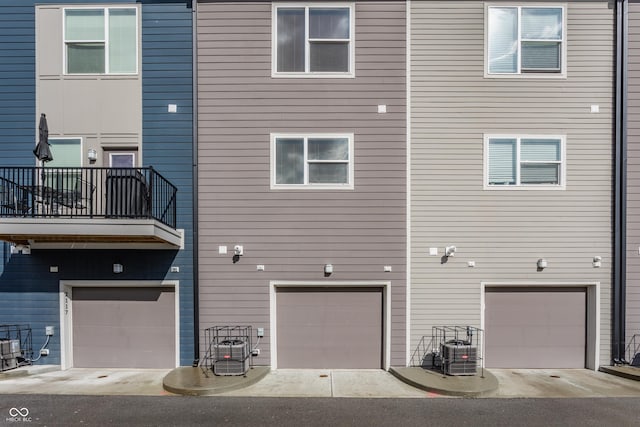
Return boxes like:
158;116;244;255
1;395;639;427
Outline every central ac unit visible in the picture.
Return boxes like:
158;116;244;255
0;339;21;372
212;339;249;376
441;340;477;376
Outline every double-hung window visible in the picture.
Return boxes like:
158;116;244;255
271;134;353;189
486;136;565;188
487;5;565;76
64;7;137;74
274;4;354;76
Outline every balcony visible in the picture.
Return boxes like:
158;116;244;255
0;167;181;249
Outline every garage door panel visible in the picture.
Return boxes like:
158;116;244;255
277;288;382;369
485;288;586;369
72;287;175;368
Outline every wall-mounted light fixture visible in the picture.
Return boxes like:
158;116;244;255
593;256;602;268
234;245;244;256
445;246;457;257
113;263;123;274
324;264;333;275
537;259;548;270
87;148;97;162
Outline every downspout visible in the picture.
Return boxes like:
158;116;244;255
614;0;627;363
191;0;200;366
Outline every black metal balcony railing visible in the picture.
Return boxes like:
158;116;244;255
0;167;177;229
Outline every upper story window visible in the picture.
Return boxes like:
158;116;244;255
273;4;354;77
64;7;137;74
271;134;354;189
485;135;565;189
487;5;565;76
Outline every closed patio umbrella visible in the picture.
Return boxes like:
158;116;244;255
33;113;53;163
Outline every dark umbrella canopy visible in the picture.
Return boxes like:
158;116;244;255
33;113;53;163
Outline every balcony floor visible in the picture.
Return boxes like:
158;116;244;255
0;218;182;249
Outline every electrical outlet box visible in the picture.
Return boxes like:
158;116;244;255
257;327;264;338
251;349;260;357
45;326;54;336
40;349;49;356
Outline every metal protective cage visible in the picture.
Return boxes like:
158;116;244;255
0;325;33;372
201;326;253;376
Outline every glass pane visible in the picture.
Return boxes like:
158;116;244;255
111;153;135;168
109;9;137;73
310;42;349;72
277;8;305;72
308;138;349;161
488;8;518;73
48;139;82;168
309;163;348;184
65;10;104;41
521;164;559;184
276;138;304;184
310;8;350;39
521;139;561;161
521;42;560;71
488;139;516;185
521;8;562;40
67;43;105;73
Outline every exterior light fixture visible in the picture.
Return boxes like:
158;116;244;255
324;264;333;275
113;263;123;274
537;259;548;270
445;246;456;257
87;148;97;161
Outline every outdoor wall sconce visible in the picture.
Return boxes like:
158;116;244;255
537;259;548;270
445;246;457;257
593;256;602;268
87;149;97;162
113;263;123;274
324;264;333;275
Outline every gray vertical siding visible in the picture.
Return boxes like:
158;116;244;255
197;1;407;366
411;1;614;365
627;0;640;346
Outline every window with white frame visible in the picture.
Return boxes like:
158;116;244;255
109;152;136;168
487;6;564;75
272;134;353;188
64;7;137;74
486;136;564;187
274;4;353;76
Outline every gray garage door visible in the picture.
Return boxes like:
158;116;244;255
276;287;383;369
485;287;586;368
72;287;176;368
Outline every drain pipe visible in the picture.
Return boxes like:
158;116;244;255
191;0;200;367
614;0;628;363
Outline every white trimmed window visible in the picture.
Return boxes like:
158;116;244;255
64;7;138;74
487;5;565;76
485;136;565;188
273;4;354;77
271;134;354;189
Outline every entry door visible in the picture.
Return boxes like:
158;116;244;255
276;287;383;369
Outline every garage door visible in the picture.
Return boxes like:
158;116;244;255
276;287;383;369
485;287;586;368
72;287;176;368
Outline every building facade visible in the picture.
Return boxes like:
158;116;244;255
0;0;195;368
410;0;614;369
195;0;407;369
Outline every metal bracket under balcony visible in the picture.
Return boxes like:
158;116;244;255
0;167;181;249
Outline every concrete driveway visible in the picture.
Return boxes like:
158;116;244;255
2;367;640;398
487;369;640;398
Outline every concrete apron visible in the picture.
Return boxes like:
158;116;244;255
0;368;174;396
487;369;640;398
218;369;435;398
3;367;640;398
